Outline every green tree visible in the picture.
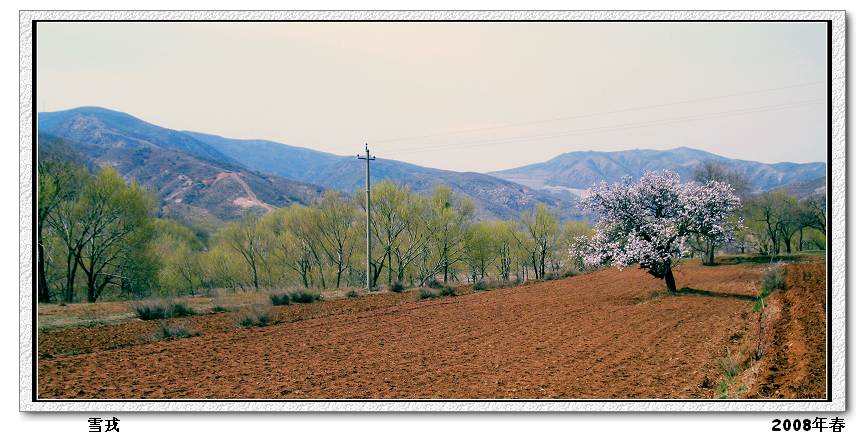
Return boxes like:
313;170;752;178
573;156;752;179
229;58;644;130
151;219;205;296
37;149;89;302
464;221;496;282
356;181;411;287
419;186;474;285
313;191;361;288
200;242;249;291
216;213;271;290
73;168;156;302
489;220;520;281
558;220;593;273
519;204;559;279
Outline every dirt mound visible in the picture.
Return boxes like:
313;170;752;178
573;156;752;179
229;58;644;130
743;262;827;399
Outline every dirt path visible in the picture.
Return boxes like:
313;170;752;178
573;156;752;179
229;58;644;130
38;263;778;399
215;172;275;210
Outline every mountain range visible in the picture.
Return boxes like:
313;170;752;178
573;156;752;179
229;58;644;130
37;107;827;225
490;147;826;197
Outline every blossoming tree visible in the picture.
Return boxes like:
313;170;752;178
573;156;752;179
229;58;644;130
579;170;740;292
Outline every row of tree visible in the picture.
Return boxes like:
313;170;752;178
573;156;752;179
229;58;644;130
193;183;592;294
37;154;592;301
37;155;826;303
688;161;826;263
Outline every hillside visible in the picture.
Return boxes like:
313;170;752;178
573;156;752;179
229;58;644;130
490;147;826;196
38;108;327;224
186;131;569;220
38;107;826;223
769;176;827;199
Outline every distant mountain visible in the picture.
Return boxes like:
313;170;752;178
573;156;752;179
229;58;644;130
39;107;232;165
185;131;568;220
490;147;826;196
38;107;327;224
38;107;568;222
39;107;824;225
770;176;827;199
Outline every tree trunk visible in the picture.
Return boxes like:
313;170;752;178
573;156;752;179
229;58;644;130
798;227;804;251
708;241;716;265
37;236;51;303
251;263;259;290
64;251;78;303
664;270;677;293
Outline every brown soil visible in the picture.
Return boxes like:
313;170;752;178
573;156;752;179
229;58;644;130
742;262;827;399
38;290;419;359
36;260;824;399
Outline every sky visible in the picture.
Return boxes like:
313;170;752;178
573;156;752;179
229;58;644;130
36;21;828;172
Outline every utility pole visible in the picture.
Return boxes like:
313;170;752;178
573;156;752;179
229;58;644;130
357;143;376;291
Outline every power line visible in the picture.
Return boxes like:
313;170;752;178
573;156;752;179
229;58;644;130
378;99;824;157
370;81;825;149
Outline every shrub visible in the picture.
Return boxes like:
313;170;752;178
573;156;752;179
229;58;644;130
170;302;196;318
389;281;406;293
417;290;438;300
760;268;786;297
426;279;443;289
237;307;273;328
134;300;196;320
439;286;457;297
133;301;169;320
154;323;195;340
754;267;786;311
717;352;741;379
472;281;489;291
212;305;230;313
269;292;292;306
289;291;321;304
345;290;360;298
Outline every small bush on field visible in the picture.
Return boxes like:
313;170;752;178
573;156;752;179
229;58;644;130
472;281;489;291
760;268;786;297
498;280;521;289
290;291;321;304
389;282;406;293
754;267;786;312
269;292;293;306
154;323;195;341
134;301;169;320
717;353;741;378
717;379;730;399
345;290;360;298
439;286;457;297
170;302;196;317
134;300;196;320
543;273;558;281
417;290;438;300
715;347;748;399
237;307;273;328
212;305;230;313
426;279;443;289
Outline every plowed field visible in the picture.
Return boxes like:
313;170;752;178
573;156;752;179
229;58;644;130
37;259;826;399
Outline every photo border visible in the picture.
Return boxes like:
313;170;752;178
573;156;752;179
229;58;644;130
18;9;847;412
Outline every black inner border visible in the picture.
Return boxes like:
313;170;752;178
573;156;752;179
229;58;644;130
29;17;835;405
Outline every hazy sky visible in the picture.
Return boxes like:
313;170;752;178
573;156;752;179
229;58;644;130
36;21;828;172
